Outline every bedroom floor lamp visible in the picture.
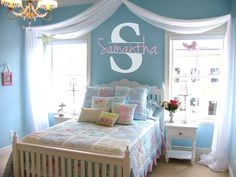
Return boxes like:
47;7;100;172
1;0;58;25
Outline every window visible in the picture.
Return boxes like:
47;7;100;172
165;32;224;122
45;35;90;115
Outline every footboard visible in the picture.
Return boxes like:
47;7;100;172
12;133;131;177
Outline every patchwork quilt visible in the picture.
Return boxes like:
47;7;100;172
21;119;162;177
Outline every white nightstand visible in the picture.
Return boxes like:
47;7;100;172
53;114;79;125
165;122;198;164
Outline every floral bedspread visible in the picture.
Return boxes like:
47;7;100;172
23;119;162;177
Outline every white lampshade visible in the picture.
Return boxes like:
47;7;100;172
37;0;58;11
1;0;22;8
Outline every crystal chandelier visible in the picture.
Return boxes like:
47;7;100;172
1;0;58;24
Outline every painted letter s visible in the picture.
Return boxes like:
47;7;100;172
110;23;143;73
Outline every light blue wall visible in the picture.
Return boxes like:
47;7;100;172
229;0;236;176
0;8;24;148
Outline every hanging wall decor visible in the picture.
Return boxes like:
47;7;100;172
1;64;13;86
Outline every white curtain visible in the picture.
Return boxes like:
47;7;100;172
25;0;233;171
25;30;50;131
25;0;122;132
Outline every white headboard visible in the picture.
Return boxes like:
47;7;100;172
98;79;164;129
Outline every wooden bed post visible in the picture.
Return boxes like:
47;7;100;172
124;146;131;177
12;132;20;177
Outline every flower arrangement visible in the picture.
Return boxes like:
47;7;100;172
162;99;181;113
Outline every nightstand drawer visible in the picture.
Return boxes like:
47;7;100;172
167;128;196;139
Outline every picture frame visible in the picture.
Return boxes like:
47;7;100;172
1;72;13;86
1;64;13;86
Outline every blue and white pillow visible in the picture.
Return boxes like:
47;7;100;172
82;86;115;108
83;87;99;108
128;87;150;120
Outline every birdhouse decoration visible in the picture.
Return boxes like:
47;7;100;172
1;64;13;86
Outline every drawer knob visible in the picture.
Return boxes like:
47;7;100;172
179;132;182;135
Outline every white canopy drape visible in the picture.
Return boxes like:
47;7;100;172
25;0;233;172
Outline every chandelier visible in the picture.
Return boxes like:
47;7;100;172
1;0;58;24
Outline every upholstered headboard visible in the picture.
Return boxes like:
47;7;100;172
98;79;164;129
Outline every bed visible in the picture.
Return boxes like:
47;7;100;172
12;79;164;177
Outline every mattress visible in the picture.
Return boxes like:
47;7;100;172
23;119;162;177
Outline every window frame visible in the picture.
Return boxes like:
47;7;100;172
44;33;91;113
164;27;225;124
46;33;91;86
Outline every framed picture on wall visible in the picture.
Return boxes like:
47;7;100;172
1;64;13;86
1;72;13;86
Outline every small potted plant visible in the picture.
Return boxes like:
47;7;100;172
162;99;181;123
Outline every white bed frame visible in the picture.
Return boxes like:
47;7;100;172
12;79;164;177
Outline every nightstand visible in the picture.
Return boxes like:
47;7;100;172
165;122;198;164
53;114;78;125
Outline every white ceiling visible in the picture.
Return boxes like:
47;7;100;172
57;0;98;7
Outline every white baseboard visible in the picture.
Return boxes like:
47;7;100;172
171;145;211;159
228;161;235;177
0;145;12;156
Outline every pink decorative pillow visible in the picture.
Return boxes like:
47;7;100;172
111;103;137;125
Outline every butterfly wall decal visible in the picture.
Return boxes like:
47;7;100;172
37;34;55;43
182;41;197;51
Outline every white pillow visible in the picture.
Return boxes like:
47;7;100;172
78;107;107;123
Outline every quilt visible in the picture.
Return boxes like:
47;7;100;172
19;119;162;177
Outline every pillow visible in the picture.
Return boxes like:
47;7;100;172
92;96;110;110
111;103;137;125
128;87;150;120
82;86;115;108
82;87;99;108
78;107;106;123
96;111;119;127
98;87;115;97
146;100;158;117
153;106;162;117
115;86;130;97
92;96;126;110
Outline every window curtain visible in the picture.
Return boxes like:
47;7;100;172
25;0;234;172
24;0;122;132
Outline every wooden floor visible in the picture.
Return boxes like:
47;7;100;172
0;151;229;177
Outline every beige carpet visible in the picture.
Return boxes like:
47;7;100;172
0;147;11;177
149;159;228;177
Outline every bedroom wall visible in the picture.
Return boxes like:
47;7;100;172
0;8;24;148
39;0;230;150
